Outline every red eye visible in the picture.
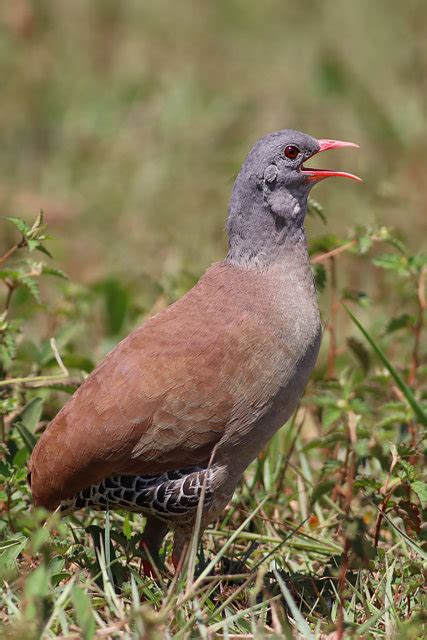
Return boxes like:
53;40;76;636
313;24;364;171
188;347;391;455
284;145;300;159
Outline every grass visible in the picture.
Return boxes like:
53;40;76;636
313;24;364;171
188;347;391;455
0;2;426;638
0;210;425;638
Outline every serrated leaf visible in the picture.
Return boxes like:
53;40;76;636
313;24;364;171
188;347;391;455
27;238;40;252
20;274;41;302
2;332;17;361
5;216;30;236
411;481;427;508
42;265;68;280
398;460;417;483
35;243;53;258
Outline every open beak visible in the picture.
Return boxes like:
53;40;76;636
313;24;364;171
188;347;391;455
301;139;362;182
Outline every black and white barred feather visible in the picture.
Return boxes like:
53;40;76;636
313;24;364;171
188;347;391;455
61;466;214;521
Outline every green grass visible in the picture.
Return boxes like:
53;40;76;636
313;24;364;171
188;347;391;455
0;209;425;638
0;2;426;638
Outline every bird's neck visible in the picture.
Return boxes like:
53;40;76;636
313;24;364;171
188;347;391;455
226;190;309;269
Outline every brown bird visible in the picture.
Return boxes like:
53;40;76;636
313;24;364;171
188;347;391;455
29;130;360;572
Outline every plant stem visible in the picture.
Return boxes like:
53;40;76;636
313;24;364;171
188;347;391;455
0;238;26;268
409;267;425;385
326;255;338;378
311;240;356;264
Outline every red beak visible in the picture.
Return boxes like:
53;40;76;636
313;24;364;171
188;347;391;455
301;139;362;182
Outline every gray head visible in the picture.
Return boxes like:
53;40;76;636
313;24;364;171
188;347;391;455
227;129;360;267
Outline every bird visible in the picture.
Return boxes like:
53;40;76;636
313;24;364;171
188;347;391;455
28;130;360;574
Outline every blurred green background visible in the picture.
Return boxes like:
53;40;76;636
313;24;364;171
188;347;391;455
0;0;426;284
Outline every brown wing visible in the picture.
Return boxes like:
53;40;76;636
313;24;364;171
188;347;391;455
29;262;270;509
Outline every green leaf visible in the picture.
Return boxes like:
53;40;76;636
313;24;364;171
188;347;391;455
0;269;20;280
96;278;129;335
14;420;37;452
18;397;43;433
123;513;132;540
345;306;427;425
411;481;427;508
27;238;40;252
347;336;371;373
43;383;77;394
41;265;68;279
307;197;326;224
373;253;410;276
35;243;53;258
28;211;45;237
24;564;50;600
0;535;28;573
20;274;41;302
13;446;29;469
5;216;30;236
355;234;373;254
323;405;342;427
398;460;417;483
312;264;327;292
311;480;336;505
342;289;369;307
385;314;414;334
309;233;341;255
60;355;94;373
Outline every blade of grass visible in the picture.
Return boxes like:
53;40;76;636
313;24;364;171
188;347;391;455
41;575;77;636
167;495;269;612
207;595;282;634
345;306;426;425
273;568;314;640
355;606;391;637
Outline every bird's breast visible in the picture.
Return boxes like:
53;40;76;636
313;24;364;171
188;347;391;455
215;261;322;470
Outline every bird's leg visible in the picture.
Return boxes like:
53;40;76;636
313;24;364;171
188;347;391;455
139;516;168;577
171;527;191;574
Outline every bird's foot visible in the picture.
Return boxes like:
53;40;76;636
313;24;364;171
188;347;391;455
140;558;157;577
171;547;188;575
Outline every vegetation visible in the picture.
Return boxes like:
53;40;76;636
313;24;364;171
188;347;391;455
0;2;426;638
0;207;425;638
